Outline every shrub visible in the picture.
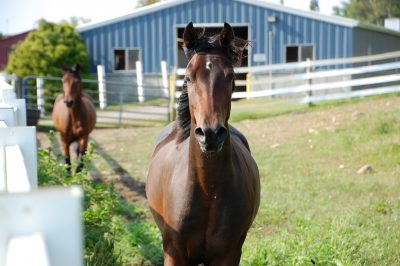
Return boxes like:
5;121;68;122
38;132;121;265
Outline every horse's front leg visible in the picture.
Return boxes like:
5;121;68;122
60;137;71;174
207;246;242;266
163;247;190;266
76;136;89;173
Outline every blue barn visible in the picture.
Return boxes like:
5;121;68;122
78;0;400;74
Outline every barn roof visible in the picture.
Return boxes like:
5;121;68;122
77;0;400;37
77;0;359;32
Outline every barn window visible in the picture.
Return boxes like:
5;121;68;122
286;46;299;63
285;44;314;63
113;48;140;71
301;45;313;61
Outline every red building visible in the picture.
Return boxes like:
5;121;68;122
0;31;31;70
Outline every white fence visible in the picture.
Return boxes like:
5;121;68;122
20;61;171;125
0;74;83;266
173;50;400;103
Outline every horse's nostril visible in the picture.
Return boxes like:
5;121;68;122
195;125;227;152
216;126;228;142
195;127;206;141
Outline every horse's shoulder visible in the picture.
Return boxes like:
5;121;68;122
81;93;95;105
229;125;251;152
54;94;63;104
154;121;178;147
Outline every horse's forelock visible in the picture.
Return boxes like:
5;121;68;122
185;32;248;67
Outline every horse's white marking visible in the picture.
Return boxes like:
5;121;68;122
206;60;212;70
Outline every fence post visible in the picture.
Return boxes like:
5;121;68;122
306;58;313;107
246;73;251;100
136;61;144;102
36;77;45;117
11;73;17;93
168;69;176;122
161;61;169;98
118;91;123;128
97;65;107;110
161;61;170;123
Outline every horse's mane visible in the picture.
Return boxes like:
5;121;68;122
176;30;247;143
176;76;191;143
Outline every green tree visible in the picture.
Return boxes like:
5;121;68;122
136;0;161;8
5;19;89;77
334;0;400;26
310;0;320;12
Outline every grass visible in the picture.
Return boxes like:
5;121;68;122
241;108;400;265
39;94;400;265
37;133;163;266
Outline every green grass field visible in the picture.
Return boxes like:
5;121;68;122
241;105;400;265
39;95;400;265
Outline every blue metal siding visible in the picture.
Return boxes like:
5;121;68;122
80;0;354;73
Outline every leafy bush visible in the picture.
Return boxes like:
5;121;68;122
38;133;121;265
38;131;163;265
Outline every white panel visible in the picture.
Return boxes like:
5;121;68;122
15;99;27;126
5;145;32;192
0;187;83;266
6;234;50;266
0;127;37;192
0;107;15;127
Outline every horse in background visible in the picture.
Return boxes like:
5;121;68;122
146;22;260;265
52;64;96;173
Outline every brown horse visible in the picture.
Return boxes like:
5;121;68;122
146;22;260;265
52;64;96;173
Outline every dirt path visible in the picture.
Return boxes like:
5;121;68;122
36;96;400;205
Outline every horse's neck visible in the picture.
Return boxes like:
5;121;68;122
68;96;83;120
188;130;233;196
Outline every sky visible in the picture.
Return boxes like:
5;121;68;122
0;0;344;36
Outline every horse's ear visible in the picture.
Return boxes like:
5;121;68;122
72;64;81;74
183;22;197;51
219;22;235;47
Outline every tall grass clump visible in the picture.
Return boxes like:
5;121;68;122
38;131;163;265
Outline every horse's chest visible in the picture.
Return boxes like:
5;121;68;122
71;122;84;136
177;193;246;253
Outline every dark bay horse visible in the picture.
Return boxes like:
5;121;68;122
52;64;96;173
146;22;260;265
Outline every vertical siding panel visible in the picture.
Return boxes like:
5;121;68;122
106;27;111;72
151;14;157;72
326;23;331;59
80;0;370;72
121;24;126;46
296;16;300;43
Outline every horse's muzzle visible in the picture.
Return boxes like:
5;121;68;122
195;125;228;153
64;100;74;108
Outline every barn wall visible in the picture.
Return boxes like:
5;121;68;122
353;27;400;57
79;0;353;73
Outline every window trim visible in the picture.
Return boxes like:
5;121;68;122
284;43;315;63
112;47;141;72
